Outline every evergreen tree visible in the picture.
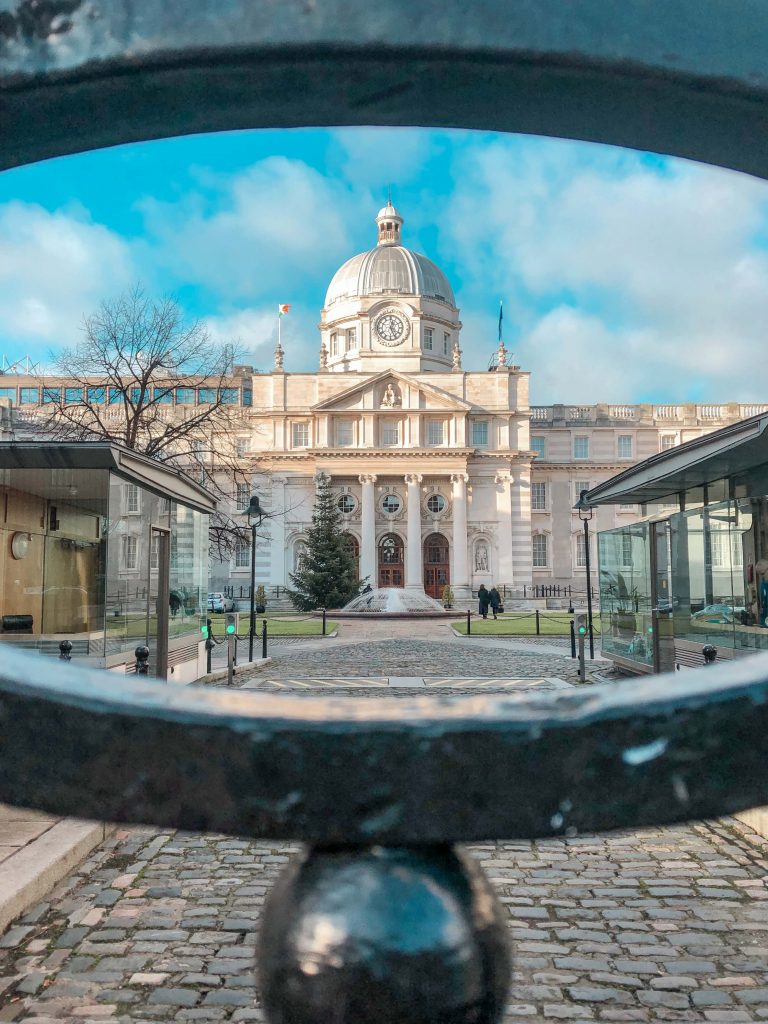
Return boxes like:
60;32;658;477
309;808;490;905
288;477;363;611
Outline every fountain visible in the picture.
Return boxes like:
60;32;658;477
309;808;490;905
339;587;448;617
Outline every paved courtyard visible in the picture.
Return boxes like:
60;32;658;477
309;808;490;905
0;630;766;1022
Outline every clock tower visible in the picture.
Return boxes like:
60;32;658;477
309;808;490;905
319;201;462;374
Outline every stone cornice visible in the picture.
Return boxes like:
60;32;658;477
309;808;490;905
262;447;477;462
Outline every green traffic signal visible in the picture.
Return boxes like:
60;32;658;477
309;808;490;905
226;622;236;635
578;625;587;635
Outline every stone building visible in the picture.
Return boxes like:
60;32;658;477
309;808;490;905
0;203;764;606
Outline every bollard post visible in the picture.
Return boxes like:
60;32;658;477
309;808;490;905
570;620;576;659
58;640;72;661
703;645;717;665
135;645;150;675
322;608;327;636
262;619;268;659
205;618;213;673
466;609;471;636
536;609;540;635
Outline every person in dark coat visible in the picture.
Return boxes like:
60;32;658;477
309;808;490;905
478;584;490;619
489;586;501;620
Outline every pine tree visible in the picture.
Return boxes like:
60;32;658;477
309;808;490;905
287;477;363;611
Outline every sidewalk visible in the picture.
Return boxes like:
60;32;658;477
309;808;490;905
0;805;110;935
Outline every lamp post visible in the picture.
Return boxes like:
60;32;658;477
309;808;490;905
575;489;595;660
244;495;264;663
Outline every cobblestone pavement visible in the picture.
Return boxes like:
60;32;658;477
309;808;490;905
1;819;767;1022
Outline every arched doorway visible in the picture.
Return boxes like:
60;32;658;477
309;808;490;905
378;533;404;588
342;533;360;579
424;533;449;599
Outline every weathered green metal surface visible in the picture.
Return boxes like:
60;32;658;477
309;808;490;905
0;647;767;843
3;1;768;177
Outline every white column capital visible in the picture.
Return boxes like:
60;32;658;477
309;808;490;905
495;471;512;486
404;473;423;486
358;473;378;485
450;472;469;485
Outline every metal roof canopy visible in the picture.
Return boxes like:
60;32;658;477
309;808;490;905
585;413;768;506
0;441;216;515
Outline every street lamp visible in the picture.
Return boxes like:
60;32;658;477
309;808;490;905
244;494;264;662
575;489;595;659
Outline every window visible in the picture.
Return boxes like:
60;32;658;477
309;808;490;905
426;494;446;514
126;484;140;513
709;531;727;568
236;483;250;511
150;534;160;571
426;420;444;446
531;435;545;457
423;327;433;351
330;333;338;357
19;388;38;404
471;421;489;447
292;422;310;448
130;386;144;403
336;420;355;447
124;535;138;570
576;533;589;568
618;503;636;512
198;387;217;404
574;480;590;503
381;494;401;514
221;388;239;404
87;386;105;404
573;436;589;459
109;387;124;404
338;494;356;515
42;387;60;404
242;388;253;407
236;437;250;458
621;533;633;567
154;387;173;404
346;328;357;352
532;534;548;568
617;434;633;459
381;420;399;447
0;388;16;402
235;538;251;568
443;332;450;355
531;482;547;511
660;434;678;451
176;387;195;404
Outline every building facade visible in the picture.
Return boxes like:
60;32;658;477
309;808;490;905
0;204;765;605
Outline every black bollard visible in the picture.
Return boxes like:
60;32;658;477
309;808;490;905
58;640;72;661
535;610;540;635
703;645;717;665
262;619;268;659
135;645;150;675
570;620;576;659
466;609;471;636
322;608;327;636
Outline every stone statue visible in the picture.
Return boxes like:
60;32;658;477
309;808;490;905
381;383;400;407
319;343;328;370
274;342;284;370
452;341;462;370
496;341;507;368
475;543;489;572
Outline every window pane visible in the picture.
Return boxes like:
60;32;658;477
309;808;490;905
574;437;589;459
109;387;123;404
235;539;250;568
427;420;444;446
19;387;38;404
42;387;60;404
176;387;195;404
531;436;545;456
64;387;83;403
0;388;16;402
236;483;250;511
221;388;239;403
126;484;140;513
381;421;399;446
198;387;217;404
532;535;548;567
472;421;488;446
423;328;433;351
426;494;445;514
576;533;587;567
242;388;253;407
618;435;633;458
154;387;173;404
336;421;354;446
292;423;309;447
87;386;105;404
531;482;547;510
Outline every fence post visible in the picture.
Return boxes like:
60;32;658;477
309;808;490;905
322;608;327;636
536;609;540;635
205;617;213;674
523;584;526;599
570;620;576;659
467;609;471;636
262;618;268;659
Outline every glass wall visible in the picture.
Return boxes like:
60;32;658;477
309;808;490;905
598;522;654;668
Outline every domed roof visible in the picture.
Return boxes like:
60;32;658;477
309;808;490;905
325;246;455;307
324;201;456;308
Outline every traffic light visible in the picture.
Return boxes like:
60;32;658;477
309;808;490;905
225;612;239;636
574;613;588;637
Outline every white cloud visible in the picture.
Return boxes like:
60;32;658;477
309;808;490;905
0;202;134;358
204;305;319;374
442;138;768;400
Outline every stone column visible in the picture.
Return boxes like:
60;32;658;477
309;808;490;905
511;461;533;589
359;474;377;586
495;471;514;586
269;476;287;588
405;473;424;590
451;473;469;598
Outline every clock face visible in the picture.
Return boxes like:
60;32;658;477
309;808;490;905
375;312;406;345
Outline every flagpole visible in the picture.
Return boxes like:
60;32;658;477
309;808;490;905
278;305;281;350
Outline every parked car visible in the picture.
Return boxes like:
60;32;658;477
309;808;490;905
691;603;746;624
207;592;235;613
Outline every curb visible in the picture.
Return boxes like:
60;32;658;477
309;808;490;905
198;658;272;685
0;819;112;934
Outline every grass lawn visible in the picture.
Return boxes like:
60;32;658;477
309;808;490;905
207;613;337;636
452;612;602;637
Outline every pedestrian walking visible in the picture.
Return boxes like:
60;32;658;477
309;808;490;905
478;584;490;619
489;585;501;620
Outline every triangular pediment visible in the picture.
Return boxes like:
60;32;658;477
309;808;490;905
312;370;471;413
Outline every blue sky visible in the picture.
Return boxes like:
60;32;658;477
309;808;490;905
1;126;767;402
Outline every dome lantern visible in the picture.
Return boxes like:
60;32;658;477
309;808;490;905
376;200;403;246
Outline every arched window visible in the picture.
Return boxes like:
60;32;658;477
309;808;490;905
424;533;449;564
379;534;403;564
342;533;360;574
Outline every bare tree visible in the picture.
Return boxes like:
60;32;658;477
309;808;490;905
34;287;254;559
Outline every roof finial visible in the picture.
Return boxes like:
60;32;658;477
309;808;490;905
376;196;403;246
387;184;392;206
